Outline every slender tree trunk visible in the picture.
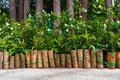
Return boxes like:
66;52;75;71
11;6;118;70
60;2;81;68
9;0;17;20
118;0;120;21
104;0;112;9
36;0;43;16
82;0;88;21
18;0;24;21
24;0;30;19
67;0;74;17
53;0;61;15
53;0;61;31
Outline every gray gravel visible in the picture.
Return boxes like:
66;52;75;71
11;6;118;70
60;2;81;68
0;68;120;80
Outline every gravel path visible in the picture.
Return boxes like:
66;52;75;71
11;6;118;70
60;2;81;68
0;68;120;80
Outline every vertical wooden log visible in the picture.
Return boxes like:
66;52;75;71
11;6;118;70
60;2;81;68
67;0;74;17
37;51;42;68
84;49;91;68
25;52;30;68
107;52;116;69
116;52;120;68
42;50;49;68
90;49;96;68
36;0;43;16
77;49;83;68
24;0;30;19
31;50;37;68
97;51;104;68
9;0;17;20
48;50;55;68
18;0;24;21
54;54;60;68
21;54;26;68
15;54;20;68
0;52;3;69
9;56;14;69
60;54;66;68
82;0;88;21
71;50;78;68
66;54;72;68
3;51;9;69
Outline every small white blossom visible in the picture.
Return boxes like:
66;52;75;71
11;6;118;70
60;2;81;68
69;18;72;21
117;21;120;23
71;24;73;27
48;14;51;17
117;5;120;7
66;29;69;32
80;16;82;18
64;23;68;26
47;28;50;31
84;9;87;12
98;5;102;8
42;10;45;12
18;23;20;25
104;23;107;31
0;28;2;31
11;33;13;35
6;22;9;26
10;27;13;30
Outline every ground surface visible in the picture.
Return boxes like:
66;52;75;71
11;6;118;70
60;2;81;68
0;68;120;80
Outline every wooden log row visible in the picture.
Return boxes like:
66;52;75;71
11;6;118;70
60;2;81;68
0;49;120;69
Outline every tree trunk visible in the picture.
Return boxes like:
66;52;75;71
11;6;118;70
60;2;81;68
53;0;61;15
9;0;17;20
23;0;30;19
36;0;43;16
53;0;61;29
118;0;120;21
104;0;112;9
82;0;88;21
67;0;74;17
18;0;24;21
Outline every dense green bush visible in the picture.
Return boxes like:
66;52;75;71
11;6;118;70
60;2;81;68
0;9;120;55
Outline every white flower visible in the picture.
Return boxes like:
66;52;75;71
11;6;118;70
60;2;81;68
117;5;120;7
104;23;106;31
117;21;120;23
98;5;102;8
80;16;82;18
11;33;13;35
84;9;87;12
42;10;45;12
6;22;9;26
66;29;69;32
71;24;73;27
47;28;50;31
10;27;13;30
18;23;20;25
69;18;72;21
48;14;51;17
64;23;68;26
0;28;2;31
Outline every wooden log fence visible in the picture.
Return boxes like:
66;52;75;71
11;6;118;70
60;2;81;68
0;49;120;69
